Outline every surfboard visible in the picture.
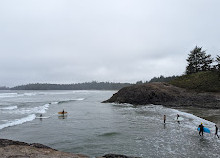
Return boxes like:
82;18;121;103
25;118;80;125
58;112;67;114
175;117;184;121
197;127;211;133
36;116;50;119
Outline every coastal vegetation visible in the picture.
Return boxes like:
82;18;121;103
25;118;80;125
170;71;220;92
138;46;220;92
170;46;220;92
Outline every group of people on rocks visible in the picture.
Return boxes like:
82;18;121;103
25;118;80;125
163;114;219;138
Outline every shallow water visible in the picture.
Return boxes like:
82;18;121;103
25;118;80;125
0;90;219;157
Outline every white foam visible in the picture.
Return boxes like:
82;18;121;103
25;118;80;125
0;106;18;110
51;101;59;104
111;103;134;107
0;93;18;98
2;104;50;114
31;103;50;114
23;93;37;96
74;98;85;101
0;92;37;98
0;114;36;130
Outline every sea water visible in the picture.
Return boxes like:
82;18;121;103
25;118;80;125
0;90;219;157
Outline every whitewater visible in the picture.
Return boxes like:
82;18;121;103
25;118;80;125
0;90;219;157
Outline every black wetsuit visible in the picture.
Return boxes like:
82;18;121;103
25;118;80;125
177;115;180;124
215;126;219;138
199;124;204;136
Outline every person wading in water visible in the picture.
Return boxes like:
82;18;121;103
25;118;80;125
198;123;204;136
164;115;166;124
215;125;219;138
177;114;180;124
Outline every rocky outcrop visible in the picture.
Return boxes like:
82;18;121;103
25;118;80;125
0;139;139;158
0;139;88;158
103;82;220;108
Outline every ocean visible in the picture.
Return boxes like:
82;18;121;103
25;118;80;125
0;90;219;157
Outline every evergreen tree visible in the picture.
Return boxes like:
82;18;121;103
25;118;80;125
200;54;213;71
186;46;213;74
216;55;220;71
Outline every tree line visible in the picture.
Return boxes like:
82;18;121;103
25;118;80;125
10;81;133;90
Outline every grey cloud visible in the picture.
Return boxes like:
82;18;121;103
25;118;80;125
0;0;220;86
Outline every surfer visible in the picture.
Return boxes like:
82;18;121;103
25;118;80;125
215;125;219;138
177;114;180;119
40;114;42;117
164;115;166;124
177;114;180;124
198;123;204;136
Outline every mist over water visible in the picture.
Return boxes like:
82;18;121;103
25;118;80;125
0;90;219;157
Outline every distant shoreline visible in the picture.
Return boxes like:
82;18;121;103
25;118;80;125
1;82;133;90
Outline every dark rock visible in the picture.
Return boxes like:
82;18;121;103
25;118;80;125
0;139;29;147
102;154;140;158
103;82;220;109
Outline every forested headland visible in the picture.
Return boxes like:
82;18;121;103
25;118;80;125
10;82;133;90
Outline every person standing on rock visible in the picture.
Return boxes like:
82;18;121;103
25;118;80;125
215;125;219;138
164;115;166;124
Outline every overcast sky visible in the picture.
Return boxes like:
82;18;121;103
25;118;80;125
0;0;219;87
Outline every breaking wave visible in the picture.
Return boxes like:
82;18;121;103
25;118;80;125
57;98;85;104
0;114;36;130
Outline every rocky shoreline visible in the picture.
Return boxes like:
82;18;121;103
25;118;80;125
103;82;220;109
0;139;88;158
0;139;138;158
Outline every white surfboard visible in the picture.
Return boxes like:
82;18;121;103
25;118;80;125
36;116;50;119
175;117;184;121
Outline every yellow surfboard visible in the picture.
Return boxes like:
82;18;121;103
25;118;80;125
58;112;67;114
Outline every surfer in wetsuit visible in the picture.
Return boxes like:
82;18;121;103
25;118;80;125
215;125;219;138
164;115;166;124
177;114;180;124
198;123;204;136
177;114;180;119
